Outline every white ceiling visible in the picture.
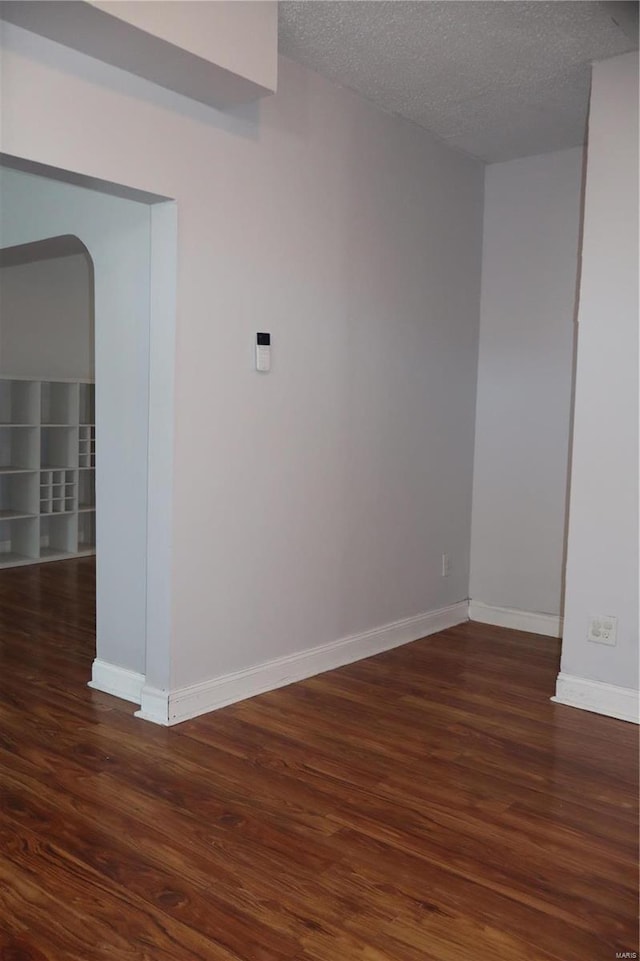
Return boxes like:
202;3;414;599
278;1;638;162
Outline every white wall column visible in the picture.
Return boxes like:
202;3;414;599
555;52;639;724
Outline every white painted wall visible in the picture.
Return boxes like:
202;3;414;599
90;1;278;91
1;1;277;108
0;165;152;676
0;24;484;703
470;148;584;624
0;254;94;380
558;53;639;705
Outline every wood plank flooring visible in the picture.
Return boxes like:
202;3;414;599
0;557;637;960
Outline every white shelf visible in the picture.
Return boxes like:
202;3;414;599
79;383;95;426
0;380;39;425
38;547;78;563
0;552;37;568
0;509;37;520
0;425;39;472
77;511;96;552
0;515;39;565
41;382;78;426
0;379;96;568
1;472;38;518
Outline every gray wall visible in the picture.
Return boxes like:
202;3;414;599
470;147;584;620
1;23;485;695
0;253;94;380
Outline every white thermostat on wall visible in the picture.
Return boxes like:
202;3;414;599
256;332;271;372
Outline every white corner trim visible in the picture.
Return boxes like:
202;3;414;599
552;672;640;724
135;685;170;725
468;600;562;638
88;658;145;705
135;601;469;727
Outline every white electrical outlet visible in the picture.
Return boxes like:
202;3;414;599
587;615;617;646
441;553;451;577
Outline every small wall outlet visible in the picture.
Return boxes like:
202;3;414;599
441;553;451;577
587;615;617;646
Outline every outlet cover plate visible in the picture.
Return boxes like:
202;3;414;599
587;615;618;646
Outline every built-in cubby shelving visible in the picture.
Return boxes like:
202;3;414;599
79;383;95;426
0;379;39;425
78;469;95;512
0;425;39;473
78;425;95;469
0;378;95;568
77;512;96;554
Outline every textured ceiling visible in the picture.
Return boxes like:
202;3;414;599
278;1;639;162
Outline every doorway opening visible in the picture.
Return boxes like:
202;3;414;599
0;235;96;678
0;156;176;712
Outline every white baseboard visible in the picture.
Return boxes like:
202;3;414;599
469;600;562;638
88;658;145;705
135;601;469;727
552;672;640;724
135;684;170;725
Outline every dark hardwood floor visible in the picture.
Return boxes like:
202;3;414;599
0;557;637;960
